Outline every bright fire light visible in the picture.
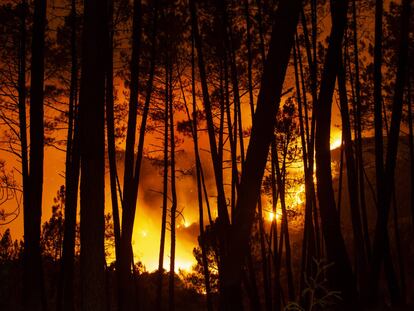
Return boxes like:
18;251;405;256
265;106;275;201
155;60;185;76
268;211;281;222
330;135;343;150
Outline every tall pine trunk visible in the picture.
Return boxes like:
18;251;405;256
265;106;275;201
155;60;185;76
23;0;47;309
58;0;81;310
168;64;177;311
79;0;107;309
119;1;143;308
105;0;122;290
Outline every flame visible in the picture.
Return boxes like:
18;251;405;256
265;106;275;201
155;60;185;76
267;211;281;222
292;184;305;207
330;135;342;150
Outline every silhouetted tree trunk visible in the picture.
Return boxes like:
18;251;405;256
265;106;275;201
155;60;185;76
338;53;368;290
351;0;369;260
244;0;255;119
293;37;316;303
105;0;121;290
23;0;47;309
78;0;107;309
189;0;229;226
168;64;177;311
300;6;321;257
314;0;357;305
370;0;411;303
186;35;213;311
270;139;281;311
189;1;231;304
220;0;302;308
119;0;142;308
59;0;81;310
119;2;158;309
156;48;170;311
274;148;295;302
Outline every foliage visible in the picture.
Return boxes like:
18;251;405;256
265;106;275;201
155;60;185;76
40;186;65;261
0;228;21;263
0;159;20;225
285;259;342;311
180;237;219;294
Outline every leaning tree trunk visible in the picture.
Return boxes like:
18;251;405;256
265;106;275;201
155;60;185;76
119;0;142;308
220;0;302;308
78;0;107;309
314;0;358;305
23;0;47;310
58;0;81;310
105;0;121;289
370;0;411;304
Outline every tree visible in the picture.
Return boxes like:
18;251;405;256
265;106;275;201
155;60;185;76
370;0;411;304
220;0;302;308
78;0;107;309
23;0;47;309
58;1;81;310
314;0;357;305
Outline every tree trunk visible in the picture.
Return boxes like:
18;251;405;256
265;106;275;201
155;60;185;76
338;53;368;290
105;0;122;295
79;0;107;309
220;0;302;308
189;35;213;310
23;0;47;309
119;2;158;309
370;0;411;303
168;64;177;311
119;0;143;308
189;0;229;226
156;47;170;311
59;0;81;310
314;0;357;305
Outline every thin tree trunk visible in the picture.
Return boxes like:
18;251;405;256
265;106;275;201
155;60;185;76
23;0;47;309
105;0;121;291
187;34;213;309
271;139;281;311
314;0;357;305
370;0;411;303
119;0;143;308
79;0;107;309
168;63;177;311
119;2;158;309
293;37;316;302
300;6;321;256
189;0;229;226
244;0;255;119
59;0;81;310
338;53;368;290
274;148;295;302
351;0;370;260
257;198;271;311
189;2;231;305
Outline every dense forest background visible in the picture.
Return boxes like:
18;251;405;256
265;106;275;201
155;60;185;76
0;0;413;310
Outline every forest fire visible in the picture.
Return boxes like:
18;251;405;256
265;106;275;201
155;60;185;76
1;0;413;310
